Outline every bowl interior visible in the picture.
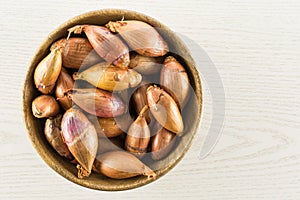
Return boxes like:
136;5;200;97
23;9;202;191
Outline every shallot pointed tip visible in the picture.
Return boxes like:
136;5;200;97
67;25;85;40
105;21;117;33
77;164;91;179
164;56;176;63
144;168;157;179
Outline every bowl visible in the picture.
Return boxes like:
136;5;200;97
23;9;202;191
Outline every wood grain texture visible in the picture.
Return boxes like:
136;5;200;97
1;0;300;199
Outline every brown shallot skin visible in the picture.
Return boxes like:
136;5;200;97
66;88;126;117
146;85;184;135
34;48;62;94
68;25;130;69
125;106;150;158
44;114;75;161
72;62;142;91
132;82;152;124
160;56;190;109
61;108;98;178
151;123;176;160
32;95;60;118
129;54;163;75
95;114;132;138
50;38;102;69
93;151;156;179
106;20;168;57
55;68;74;110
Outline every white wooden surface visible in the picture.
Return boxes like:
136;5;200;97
1;0;300;199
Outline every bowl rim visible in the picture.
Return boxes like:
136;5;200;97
22;8;203;191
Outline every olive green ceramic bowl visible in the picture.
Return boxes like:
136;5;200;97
23;9;202;191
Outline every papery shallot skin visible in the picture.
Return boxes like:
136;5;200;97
125;110;150;158
146;85;184;135
129;54;163;75
32;95;60;118
93;151;156;179
132;82;152;124
68;25;130;69
61;108;98;178
106;20;168;57
34;48;62;94
44;114;75;161
151;123;176;160
66;88;126;117
51;37;102;69
160;56;190;109
73;62;142;91
55;68;74;110
94;115;132;138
